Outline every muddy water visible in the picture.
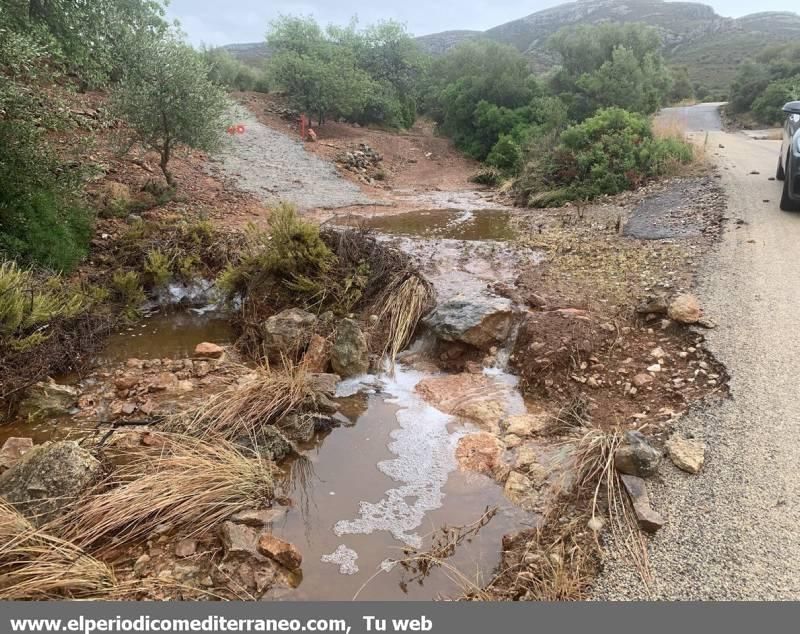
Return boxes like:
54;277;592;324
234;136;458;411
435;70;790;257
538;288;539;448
332;209;517;241
98;311;235;364
270;368;531;601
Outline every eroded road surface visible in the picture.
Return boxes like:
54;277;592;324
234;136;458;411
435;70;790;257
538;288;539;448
598;105;800;599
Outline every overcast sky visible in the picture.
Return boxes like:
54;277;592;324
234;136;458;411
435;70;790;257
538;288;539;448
165;0;798;47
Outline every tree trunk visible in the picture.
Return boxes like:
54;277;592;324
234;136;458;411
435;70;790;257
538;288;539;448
160;142;174;187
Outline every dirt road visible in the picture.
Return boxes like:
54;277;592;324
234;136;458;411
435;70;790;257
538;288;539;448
597;108;800;599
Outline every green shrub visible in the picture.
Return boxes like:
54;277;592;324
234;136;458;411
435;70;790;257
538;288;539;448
0;261;87;350
111;271;146;313
486;134;522;174
516;108;694;207
143;249;171;287
0;121;93;271
751;76;800;126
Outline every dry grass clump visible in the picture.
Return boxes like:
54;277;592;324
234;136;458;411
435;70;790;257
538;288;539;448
373;274;435;366
57;434;274;555
167;361;315;442
0;500;116;600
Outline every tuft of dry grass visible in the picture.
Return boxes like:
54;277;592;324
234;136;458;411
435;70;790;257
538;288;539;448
374;274;435;366
57;434;274;555
166;360;316;442
0;500;117;600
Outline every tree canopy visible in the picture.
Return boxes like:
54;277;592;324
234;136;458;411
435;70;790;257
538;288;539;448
266;16;424;128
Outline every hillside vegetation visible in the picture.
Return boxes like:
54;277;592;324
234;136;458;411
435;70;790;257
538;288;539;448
414;0;800;99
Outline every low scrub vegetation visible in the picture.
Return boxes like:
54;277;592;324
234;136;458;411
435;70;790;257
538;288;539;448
515;108;693;207
416;22;695;205
728;43;800;126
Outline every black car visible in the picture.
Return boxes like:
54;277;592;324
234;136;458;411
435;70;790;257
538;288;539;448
778;101;800;211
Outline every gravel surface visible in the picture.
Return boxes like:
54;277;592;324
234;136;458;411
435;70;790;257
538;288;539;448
595;123;800;599
211;105;374;211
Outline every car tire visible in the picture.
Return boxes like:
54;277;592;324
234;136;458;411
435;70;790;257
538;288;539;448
779;159;800;211
776;156;786;181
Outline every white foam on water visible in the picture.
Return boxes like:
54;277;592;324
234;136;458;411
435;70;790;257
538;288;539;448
321;545;359;575
333;365;463;548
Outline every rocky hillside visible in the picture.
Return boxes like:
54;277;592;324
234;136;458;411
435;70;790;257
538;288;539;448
416;1;800;95
223;1;800;95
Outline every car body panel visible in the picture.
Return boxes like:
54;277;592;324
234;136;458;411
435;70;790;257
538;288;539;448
780;102;800;208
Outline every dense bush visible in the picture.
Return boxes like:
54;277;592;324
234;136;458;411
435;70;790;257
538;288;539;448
729;43;800;124
548;23;672;120
266;17;425;128
0;117;92;271
515;108;693;206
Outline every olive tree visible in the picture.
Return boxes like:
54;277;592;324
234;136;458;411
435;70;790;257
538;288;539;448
113;36;228;186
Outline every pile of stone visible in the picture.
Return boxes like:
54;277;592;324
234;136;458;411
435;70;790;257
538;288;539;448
337;144;383;174
264;102;299;120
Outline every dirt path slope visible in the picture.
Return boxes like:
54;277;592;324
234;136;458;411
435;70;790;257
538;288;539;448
211;105;374;211
596;120;800;599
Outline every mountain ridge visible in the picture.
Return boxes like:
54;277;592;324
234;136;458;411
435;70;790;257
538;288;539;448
223;0;800;95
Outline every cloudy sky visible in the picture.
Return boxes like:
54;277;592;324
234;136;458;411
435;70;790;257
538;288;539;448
165;0;797;47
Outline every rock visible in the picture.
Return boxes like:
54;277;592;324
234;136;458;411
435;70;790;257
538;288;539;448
176;380;194;393
258;534;302;571
503;434;522;448
506;413;547;437
619;474;665;533
636;296;668;315
218;522;263;560
237;426;293;462
668;294;703;324
0;437;34;470
632;373;654;387
330;318;369;378
262;308;317;361
416;373;510;432
149;372;178;392
665;436;706;474
0;441;101;525
503;471;537;510
424;297;513;351
613;431;661;478
278;413;317;443
230;507;288;528
302;334;330;372
114;374;139;391
194;342;225;359
175;538;197;558
455;433;505;479
307;373;340;397
647;364;662;373
133;553;151;577
17;381;78;421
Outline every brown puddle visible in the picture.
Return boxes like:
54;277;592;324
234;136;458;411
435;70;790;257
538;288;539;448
332;209;518;242
97;310;235;364
271;388;530;601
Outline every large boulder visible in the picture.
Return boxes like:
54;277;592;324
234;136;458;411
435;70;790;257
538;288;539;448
330;318;369;378
262;308;317;360
17;381;78;421
0;441;101;525
424;297;513;351
614;431;662;478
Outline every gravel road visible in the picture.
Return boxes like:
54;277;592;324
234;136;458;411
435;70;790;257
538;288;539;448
211;105;374;211
596;109;800;599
